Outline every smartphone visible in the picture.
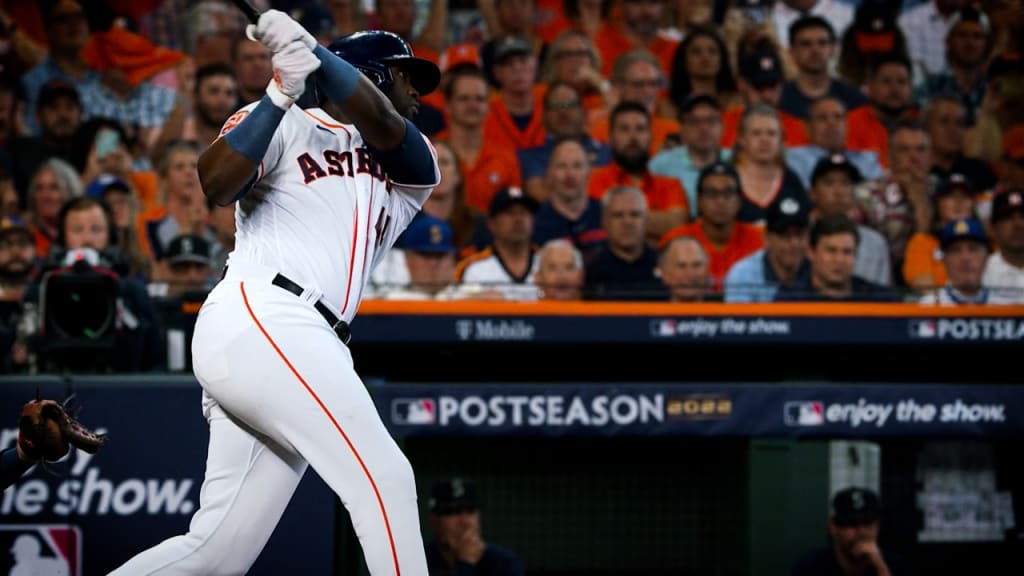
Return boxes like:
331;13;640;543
95;129;120;159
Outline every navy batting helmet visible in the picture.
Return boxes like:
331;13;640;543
328;31;441;96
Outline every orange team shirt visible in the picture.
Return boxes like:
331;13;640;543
593;22;679;79
902;232;947;288
587;164;688;213
135;206;167;260
534;0;571;43
589;115;681;157
456;142;522;213
658;220;765;289
720;106;809;149
482;86;547;152
845;106;919;169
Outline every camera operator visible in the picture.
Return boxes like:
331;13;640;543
23;197;163;372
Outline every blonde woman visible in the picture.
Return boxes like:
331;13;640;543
730;104;807;225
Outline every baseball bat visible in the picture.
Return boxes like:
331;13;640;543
231;0;261;24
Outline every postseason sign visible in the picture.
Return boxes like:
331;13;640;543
373;382;1024;439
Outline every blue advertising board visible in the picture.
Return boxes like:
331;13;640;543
0;377;335;575
372;382;1024;439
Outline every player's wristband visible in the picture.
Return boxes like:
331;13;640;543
312;45;360;103
265;81;295;110
224;96;286;165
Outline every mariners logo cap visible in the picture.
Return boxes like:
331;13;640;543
831;487;881;525
402;214;455;253
429;477;479;515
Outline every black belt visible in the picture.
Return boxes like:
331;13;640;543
271;273;352;345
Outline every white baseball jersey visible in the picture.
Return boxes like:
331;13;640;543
112;102;440;576
222;103;439;322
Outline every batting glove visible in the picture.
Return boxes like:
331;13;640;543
246;9;317;53
266;40;321;109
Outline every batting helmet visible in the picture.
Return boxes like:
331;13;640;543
328;31;441;96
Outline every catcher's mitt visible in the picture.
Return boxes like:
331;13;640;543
18;398;108;462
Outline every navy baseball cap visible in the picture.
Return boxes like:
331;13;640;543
489;186;539;217
739;47;783;87
167;234;213;266
765;195;811;234
494;36;533;64
939;217;989;250
992;189;1024;223
934;173;975;198
85;174;131;199
429;477;479;514
696;161;740;195
810;154;862;186
0;216;31;239
402;215;455;253
831;487;881;525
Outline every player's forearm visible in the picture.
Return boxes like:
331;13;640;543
199;95;287;205
312;45;407;150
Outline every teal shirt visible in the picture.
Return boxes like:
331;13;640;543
648;147;731;218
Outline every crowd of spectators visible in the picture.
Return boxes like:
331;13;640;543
1;0;1023;372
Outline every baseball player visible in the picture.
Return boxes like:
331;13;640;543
110;11;440;576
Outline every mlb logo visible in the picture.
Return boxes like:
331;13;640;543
0;525;81;576
909;320;936;339
784;402;824;426
650;319;675;337
392;398;436;425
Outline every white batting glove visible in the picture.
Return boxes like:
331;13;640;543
245;9;316;54
265;40;321;109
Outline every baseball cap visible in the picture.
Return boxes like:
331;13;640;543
1002;125;1024;161
696;161;740;195
37;80;81;109
494;37;533;65
48;0;84;19
810;154;862;186
992;189;1024;223
934;173;975;198
428;477;479;515
948;5;990;36
678;93;721;116
765;195;811;234
402;215;455;254
489;186;539;217
739;47;783;87
166;235;212;266
0;216;32;239
441;43;482;72
831;487;882;526
85;174;131;199
939;217;989;250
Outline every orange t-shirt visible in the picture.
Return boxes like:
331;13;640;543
587;164;688;214
455;142;522;214
658;220;765;289
593;22;679;79
845;106;921;168
482;86;547;153
589;115;680;157
720;106;809;149
902;232;946;288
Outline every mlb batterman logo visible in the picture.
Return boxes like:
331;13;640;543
0;525;82;575
784;401;824;426
391;398;436;425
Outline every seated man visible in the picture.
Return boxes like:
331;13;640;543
657;236;711;303
774;213;900;302
456;188;541;301
533;239;584;301
724;194;811;303
584;186;663;301
921;218;994;305
792;487;910;576
425;477;524;576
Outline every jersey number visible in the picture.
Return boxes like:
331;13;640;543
374;206;392;249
